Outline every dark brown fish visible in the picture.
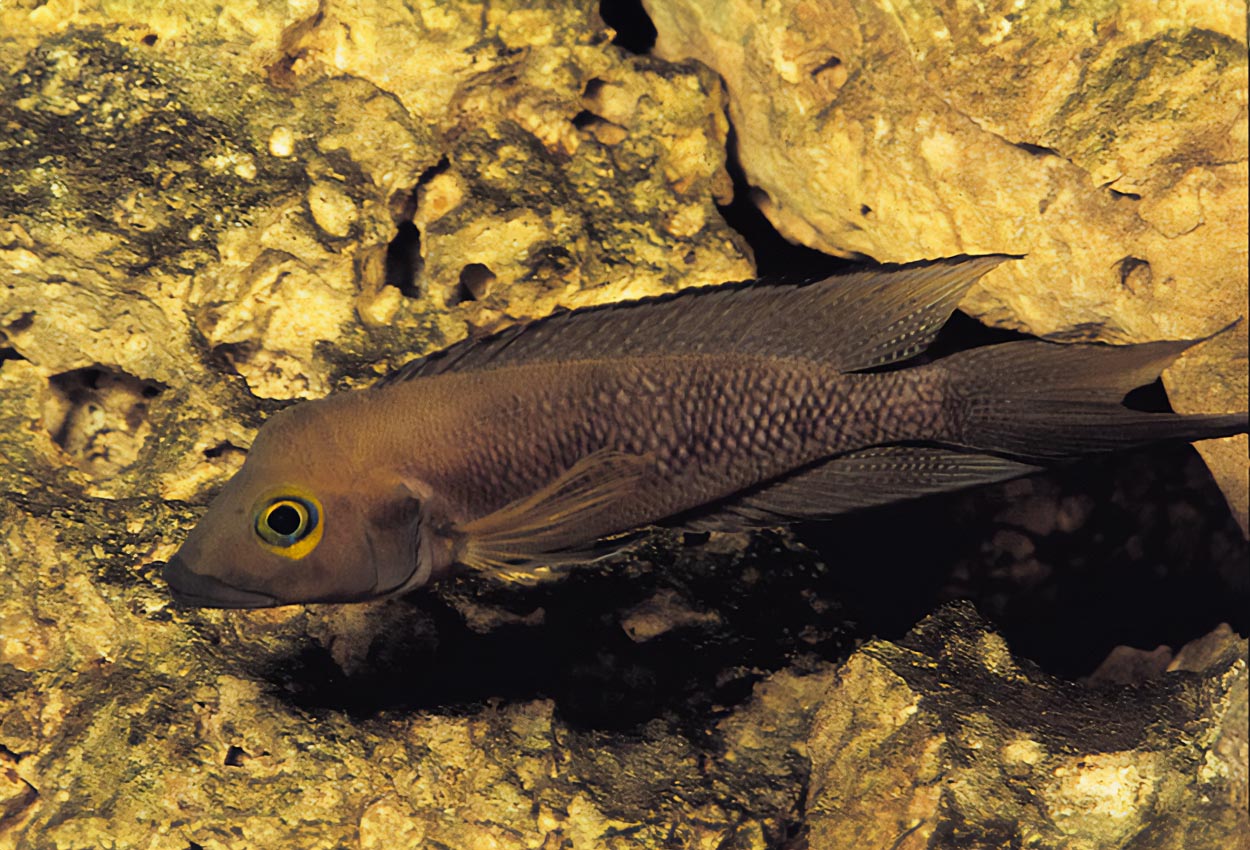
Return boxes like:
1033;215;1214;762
163;256;1248;608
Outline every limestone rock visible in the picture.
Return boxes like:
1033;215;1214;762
806;603;1249;850
646;0;1249;531
0;1;759;846
0;0;751;490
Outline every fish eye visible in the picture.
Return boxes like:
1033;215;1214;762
255;496;320;551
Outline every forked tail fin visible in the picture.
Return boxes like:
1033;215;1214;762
937;337;1248;460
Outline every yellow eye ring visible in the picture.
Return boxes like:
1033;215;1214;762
254;492;323;560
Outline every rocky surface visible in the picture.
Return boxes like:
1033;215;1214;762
1;1;1247;848
806;604;1249;850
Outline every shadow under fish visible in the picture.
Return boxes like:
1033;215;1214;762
163;256;1249;608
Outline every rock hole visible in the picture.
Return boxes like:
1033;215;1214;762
1108;187;1142;201
224;745;247;767
140;33;158;46
45;367;166;479
718;127;852;279
582;77;607;101
384;221;423;298
7;311;35;333
209;341;256;379
572;109;599;130
572;108;627;145
860;204;873;217
811;55;848;93
388;186;419;221
1122;379;1170;414
599;0;657;54
203;441;245;461
453;263;496;304
0;345;25;363
812;55;843;75
1115;256;1152;294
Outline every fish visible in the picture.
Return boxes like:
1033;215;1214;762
162;256;1249;608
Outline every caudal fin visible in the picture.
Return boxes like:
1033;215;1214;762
938;337;1248;460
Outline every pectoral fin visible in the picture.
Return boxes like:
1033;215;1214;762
453;450;650;583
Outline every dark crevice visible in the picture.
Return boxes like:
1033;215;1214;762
600;0;657;54
7;311;35;333
716;125;853;281
1122;379;1171;413
1014;141;1063;158
571;109;599;130
797;440;1248;679
582;77;607;100
384;221;423;298
416;155;450;188
1116;255;1152;294
0;346;25;362
208;341;257;379
44;366;166;478
269;532;845;727
811;55;843;76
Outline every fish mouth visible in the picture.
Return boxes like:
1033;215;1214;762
163;555;279;609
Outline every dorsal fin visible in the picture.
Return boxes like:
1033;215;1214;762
378;255;1012;385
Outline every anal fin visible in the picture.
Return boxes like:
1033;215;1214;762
677;446;1041;530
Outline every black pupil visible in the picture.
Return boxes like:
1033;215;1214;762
267;504;303;537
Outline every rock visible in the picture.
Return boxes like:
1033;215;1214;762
646;0;1249;531
620;588;722;642
806;603;1249;850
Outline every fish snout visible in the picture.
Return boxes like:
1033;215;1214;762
163;555;279;609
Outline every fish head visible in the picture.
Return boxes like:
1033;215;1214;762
163;400;436;608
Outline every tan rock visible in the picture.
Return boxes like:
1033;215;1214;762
806;603;1249;850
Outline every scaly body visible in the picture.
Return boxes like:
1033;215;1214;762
361;356;940;531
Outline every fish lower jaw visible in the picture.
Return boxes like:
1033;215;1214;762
163;556;280;609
